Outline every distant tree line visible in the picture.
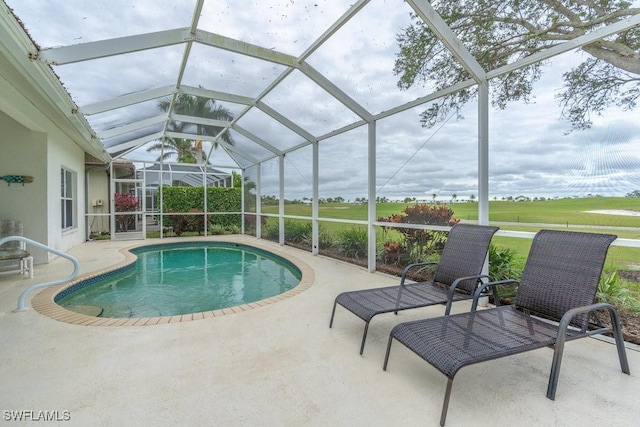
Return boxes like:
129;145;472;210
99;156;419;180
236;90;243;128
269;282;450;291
257;192;639;205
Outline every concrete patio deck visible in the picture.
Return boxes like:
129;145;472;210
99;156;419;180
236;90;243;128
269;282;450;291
1;235;638;426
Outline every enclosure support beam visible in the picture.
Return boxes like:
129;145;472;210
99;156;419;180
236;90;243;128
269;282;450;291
279;154;285;246
241;169;245;235
256;164;262;239
367;121;377;273
312;141;319;256
477;81;491;285
478;81;489;226
203;166;208;237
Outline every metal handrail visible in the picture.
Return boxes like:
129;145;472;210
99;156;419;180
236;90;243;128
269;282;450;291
0;236;80;311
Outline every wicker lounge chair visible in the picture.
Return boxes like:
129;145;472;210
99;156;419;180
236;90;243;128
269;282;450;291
330;223;499;354
383;230;630;426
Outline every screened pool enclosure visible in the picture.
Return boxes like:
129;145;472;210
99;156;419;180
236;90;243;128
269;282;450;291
2;1;639;270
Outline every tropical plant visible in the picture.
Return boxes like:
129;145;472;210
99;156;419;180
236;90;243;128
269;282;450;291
488;244;523;282
597;271;640;312
379;240;411;267
148;88;235;164
332;227;368;258
114;192;139;232
164;209;205;236
487;244;525;299
379;204;459;263
284;220;313;244
394;1;640;131
158;89;235;147
146;137;202;163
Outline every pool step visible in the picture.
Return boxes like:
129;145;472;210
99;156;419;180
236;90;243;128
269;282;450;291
66;305;103;317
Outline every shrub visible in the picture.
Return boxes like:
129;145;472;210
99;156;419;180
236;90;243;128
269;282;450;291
243;214;267;234
488;244;523;282
378;204;459;263
318;226;334;250
333;227;368;258
114;192;139;232
597;271;640;312
379;241;411;267
488;244;524;300
262;222;280;241
161;186;241;229
209;224;229;235
165;209;205;236
284;220;312;244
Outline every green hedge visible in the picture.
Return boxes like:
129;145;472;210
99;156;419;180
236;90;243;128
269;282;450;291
161;186;241;231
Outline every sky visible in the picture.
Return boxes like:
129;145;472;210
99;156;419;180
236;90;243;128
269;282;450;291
6;0;640;201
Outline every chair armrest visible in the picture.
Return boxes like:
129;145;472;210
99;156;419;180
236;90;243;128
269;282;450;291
558;302;620;336
471;279;519;311
442;274;493;315
399;261;438;286
448;274;494;294
547;302;630;400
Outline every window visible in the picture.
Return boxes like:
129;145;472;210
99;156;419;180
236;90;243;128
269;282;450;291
61;168;75;230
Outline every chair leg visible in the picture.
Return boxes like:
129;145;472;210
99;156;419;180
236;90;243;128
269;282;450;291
27;256;33;278
329;300;338;328
440;379;453;427
608;307;631;375
359;321;370;355
547;336;566;400
383;334;394;370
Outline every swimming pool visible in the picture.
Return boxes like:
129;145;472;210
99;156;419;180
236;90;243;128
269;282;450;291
55;242;302;318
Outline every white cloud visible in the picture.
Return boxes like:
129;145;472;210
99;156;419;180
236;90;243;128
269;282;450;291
6;0;640;200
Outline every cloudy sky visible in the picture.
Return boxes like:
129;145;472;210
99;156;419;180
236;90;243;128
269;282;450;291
7;0;640;201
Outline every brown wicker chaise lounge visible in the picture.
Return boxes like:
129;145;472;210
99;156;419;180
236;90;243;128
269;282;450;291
383;230;630;426
330;223;499;354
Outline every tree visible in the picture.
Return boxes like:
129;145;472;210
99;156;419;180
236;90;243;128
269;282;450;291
153;89;235;163
146;137;202;163
158;91;235;144
626;190;640;198
394;1;639;131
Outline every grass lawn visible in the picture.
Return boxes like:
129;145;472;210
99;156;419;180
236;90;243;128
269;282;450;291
274;197;640;226
262;197;640;269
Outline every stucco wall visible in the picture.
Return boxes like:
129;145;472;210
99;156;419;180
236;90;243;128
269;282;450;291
0;111;48;262
46;128;87;257
0;111;88;263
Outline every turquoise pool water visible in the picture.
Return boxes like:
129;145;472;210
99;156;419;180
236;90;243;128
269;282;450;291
56;242;302;318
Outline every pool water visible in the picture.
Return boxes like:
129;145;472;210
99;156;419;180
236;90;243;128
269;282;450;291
56;243;302;318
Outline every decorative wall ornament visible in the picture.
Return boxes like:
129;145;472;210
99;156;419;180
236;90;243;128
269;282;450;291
1;175;34;186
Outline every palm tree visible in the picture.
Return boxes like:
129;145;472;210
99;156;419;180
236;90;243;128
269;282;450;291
158;89;235;148
146;137;201;163
150;90;235;164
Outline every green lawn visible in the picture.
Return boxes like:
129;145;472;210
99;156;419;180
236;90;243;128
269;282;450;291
262;197;640;269
272;197;640;227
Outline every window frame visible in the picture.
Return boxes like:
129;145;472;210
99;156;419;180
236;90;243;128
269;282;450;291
61;167;76;231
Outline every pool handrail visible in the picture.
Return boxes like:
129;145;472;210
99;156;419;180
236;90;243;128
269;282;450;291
0;235;80;311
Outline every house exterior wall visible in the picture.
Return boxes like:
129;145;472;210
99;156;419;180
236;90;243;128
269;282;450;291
87;168;110;235
46;128;87;259
0;109;89;263
0;110;49;263
2;89;92;268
